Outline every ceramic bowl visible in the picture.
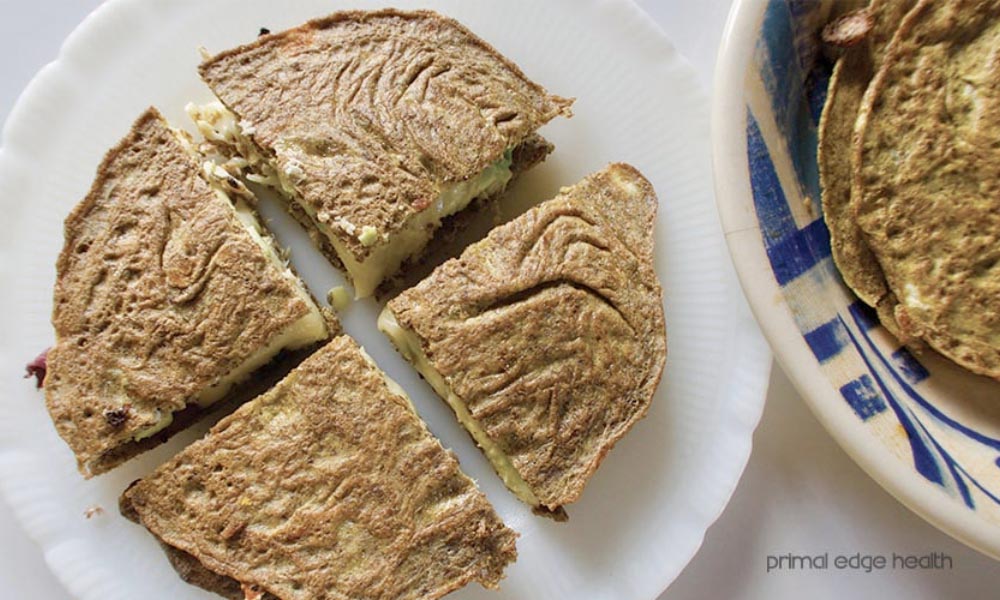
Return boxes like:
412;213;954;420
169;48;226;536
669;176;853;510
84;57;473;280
713;0;1000;558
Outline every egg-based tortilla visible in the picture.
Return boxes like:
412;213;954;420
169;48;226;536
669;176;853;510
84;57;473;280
818;0;915;337
853;0;1000;378
382;164;667;514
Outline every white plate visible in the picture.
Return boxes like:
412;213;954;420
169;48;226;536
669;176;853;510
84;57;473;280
0;0;770;598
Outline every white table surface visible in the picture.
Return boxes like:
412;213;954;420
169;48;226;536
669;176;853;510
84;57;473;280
1;1;998;598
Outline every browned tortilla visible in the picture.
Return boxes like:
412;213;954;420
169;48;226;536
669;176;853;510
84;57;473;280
387;164;667;511
198;9;572;267
121;336;516;600
278;133;556;299
852;0;1000;379
818;0;915;337
45;108;332;477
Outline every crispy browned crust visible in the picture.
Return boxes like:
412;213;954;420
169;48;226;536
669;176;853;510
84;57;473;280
387;164;667;510
91;336;336;477
121;482;261;600
818;0;915;340
199;9;573;264
162;543;271;600
45;108;332;477
120;336;517;600
853;0;1000;378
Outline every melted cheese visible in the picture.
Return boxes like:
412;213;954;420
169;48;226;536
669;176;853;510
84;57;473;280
377;308;539;506
187;100;514;298
321;158;512;298
135;129;329;441
192;198;328;409
133;201;327;441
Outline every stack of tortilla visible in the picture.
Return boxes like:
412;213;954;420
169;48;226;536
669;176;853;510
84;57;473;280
819;0;1000;380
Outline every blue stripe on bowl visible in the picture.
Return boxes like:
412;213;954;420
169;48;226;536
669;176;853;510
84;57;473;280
747;113;798;246
837;312;948;488
747;112;831;285
759;1;798;135
840;375;887;421
847;300;879;331
766;218;830;286
757;0;827;206
747;0;1000;518
804;317;849;364
892;347;930;385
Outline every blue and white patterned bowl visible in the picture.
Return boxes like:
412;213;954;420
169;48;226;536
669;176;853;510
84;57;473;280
713;0;1000;558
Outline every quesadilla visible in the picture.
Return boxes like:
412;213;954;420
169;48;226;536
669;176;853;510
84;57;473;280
191;9;572;298
380;164;667;515
121;335;517;600
45;108;333;477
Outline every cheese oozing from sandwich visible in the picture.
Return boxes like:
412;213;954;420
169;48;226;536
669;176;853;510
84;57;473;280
187;101;514;297
190;196;328;408
131;133;329;442
377;308;539;506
